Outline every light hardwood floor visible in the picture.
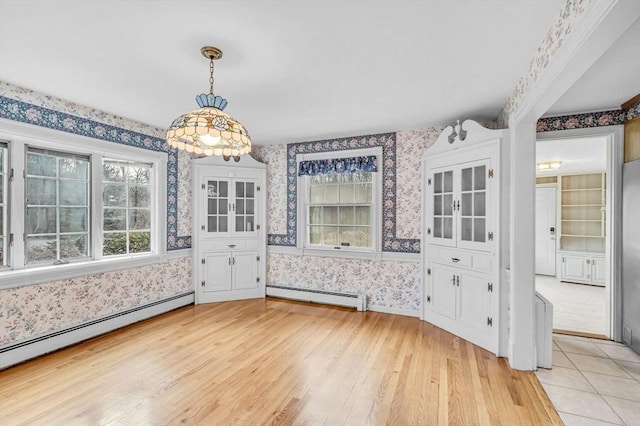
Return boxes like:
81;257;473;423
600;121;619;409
0;299;561;425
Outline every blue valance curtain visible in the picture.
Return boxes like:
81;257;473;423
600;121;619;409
298;155;378;176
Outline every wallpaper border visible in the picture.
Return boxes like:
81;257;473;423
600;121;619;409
267;132;420;254
0;96;190;250
537;100;640;132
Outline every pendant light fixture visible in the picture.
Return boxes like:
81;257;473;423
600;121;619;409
166;46;251;161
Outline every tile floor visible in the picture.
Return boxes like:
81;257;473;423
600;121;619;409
536;334;640;425
536;274;607;336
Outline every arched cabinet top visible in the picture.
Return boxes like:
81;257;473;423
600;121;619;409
423;119;507;158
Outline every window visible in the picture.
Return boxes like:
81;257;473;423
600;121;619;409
0;122;167;287
298;149;381;254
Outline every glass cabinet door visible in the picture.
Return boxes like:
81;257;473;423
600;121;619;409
235;181;256;233
431;168;456;246
459;163;487;245
206;180;228;233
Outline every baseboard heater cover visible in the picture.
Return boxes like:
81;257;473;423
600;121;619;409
0;291;195;370
266;285;366;311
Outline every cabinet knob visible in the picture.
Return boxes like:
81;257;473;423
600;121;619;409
451;257;461;263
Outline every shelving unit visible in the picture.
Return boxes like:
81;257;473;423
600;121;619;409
560;173;606;253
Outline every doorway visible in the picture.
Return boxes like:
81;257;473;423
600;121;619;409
535;186;557;276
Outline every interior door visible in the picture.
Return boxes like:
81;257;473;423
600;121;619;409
535;186;557;276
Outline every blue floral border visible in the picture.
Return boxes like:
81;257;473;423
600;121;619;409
537;100;640;132
0;96;190;251
267;132;420;254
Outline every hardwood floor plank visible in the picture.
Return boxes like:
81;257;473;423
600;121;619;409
0;299;562;425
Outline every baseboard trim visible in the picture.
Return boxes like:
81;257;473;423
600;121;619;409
368;304;420;318
0;291;195;369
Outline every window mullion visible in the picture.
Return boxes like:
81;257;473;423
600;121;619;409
10;140;26;269
92;154;104;260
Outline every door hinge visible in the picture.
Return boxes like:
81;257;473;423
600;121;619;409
488;169;494;178
201;224;205;231
256;255;260;261
9;168;15;181
9;233;14;246
586;259;591;265
427;178;431;186
427;268;431;275
488;231;494;241
487;317;493;326
488;282;493;292
256;224;261;230
257;186;261;192
201;258;205;264
562;257;565;263
201;280;205;287
427;228;431;235
427;295;431;303
201;183;205;190
256;277;261;283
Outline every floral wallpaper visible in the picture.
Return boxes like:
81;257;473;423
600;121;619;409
267;254;420;313
0;257;192;345
252;144;288;235
177;150;192;237
537;99;640;132
499;0;594;126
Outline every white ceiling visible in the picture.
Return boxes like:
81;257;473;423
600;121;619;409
2;0;628;147
536;136;607;175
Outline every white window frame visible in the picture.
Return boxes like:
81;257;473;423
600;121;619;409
0;120;167;289
0;141;8;267
296;147;382;259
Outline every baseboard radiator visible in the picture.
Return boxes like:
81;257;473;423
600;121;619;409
0;291;195;370
266;285;366;311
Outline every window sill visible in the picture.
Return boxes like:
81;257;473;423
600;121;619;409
0;254;168;290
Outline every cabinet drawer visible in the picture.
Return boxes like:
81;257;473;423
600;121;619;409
430;249;492;272
201;239;260;250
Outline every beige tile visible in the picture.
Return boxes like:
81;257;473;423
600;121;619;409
558;412;621;426
553;340;560;350
565;353;632;378
591;339;625;347
543;384;622;424
602;396;640;426
596;344;640;363
615;360;640;381
555;337;609;358
583;372;640;401
535;366;596;392
553;350;575;369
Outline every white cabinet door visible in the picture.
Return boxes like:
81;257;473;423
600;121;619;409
202;252;232;293
591;257;606;285
430;264;457;320
201;177;260;239
457;270;492;333
233;250;259;290
562;255;588;282
457;160;491;252
428;168;457;247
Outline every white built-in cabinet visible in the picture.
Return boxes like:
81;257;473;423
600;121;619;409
192;155;266;304
422;120;507;354
561;253;606;285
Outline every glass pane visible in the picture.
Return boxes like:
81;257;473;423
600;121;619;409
324;174;338;184
354;183;371;203
129;185;150;207
324;226;338;245
461;193;472;216
218;216;228;232
207;182;218;197
104;184;126;207
434;172;442;194
59;181;87;205
434;217;442;238
474;166;486;190
27;153;56;177
309;206;322;224
461;218;472;241
208;216;217;232
339;227;353;246
26;236;57;262
354;172;371;183
339;173;353;183
129;231;151;253
434;195;442;216
103;232;127;255
59;158;88;179
245;199;254;215
0;207;3;231
103;208;126;231
27;207;56;234
236;182;245;198
443;218;453;239
60;234;88;258
27;178;56;205
339;184;354;203
474;218;486;242
339;206;354;225
235;217;244;232
246;183;254;198
474;192;486;216
129;209;150;230
208;199;217;214
355;206;370;225
324;185;338;203
128;166;150;184
310;185;323;203
236;199;245;214
218;181;228;197
461;167;472;192
60;207;87;232
0;182;3;203
103;163;126;182
443;194;453;215
219;199;228;214
309;226;322;244
443;171;453;193
323;206;337;224
352;227;370;247
246;216;254;231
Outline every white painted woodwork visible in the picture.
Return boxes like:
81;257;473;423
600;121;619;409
192;155;267;304
422;120;507;354
535;186;557;276
560;252;606;287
